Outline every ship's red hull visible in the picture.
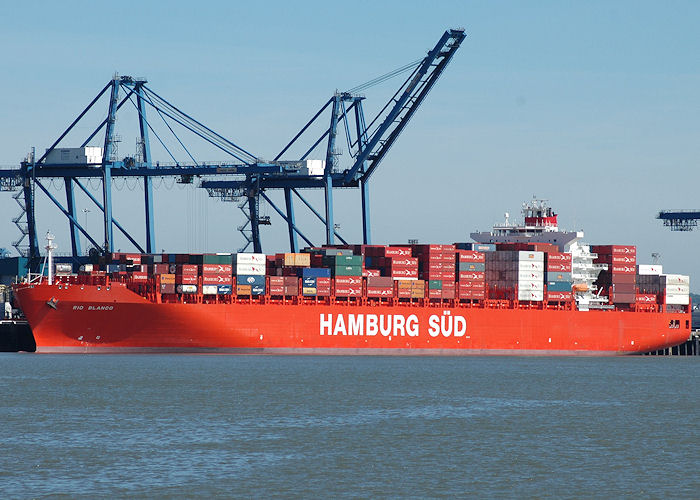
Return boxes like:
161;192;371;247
13;282;691;355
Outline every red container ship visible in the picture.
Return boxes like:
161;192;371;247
13;200;691;354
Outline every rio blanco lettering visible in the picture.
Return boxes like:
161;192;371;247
320;311;466;338
73;305;114;311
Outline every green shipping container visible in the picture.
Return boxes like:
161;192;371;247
428;280;443;290
324;255;362;266
334;265;363;276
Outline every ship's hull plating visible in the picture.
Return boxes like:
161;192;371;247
14;283;691;355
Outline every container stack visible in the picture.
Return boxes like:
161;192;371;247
456;250;486;300
364;246;418;280
324;253;363;277
302;267;332;296
201;261;233;295
334;275;362;298
175;264;198;294
415;244;456;299
663;274;690;305
366;276;394;298
486;250;544;301
637;269;689;306
592;245;636;304
268;276;299;296
545;252;573;301
396;279;425;299
234;253;265;296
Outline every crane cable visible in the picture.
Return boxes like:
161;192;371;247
345;58;422;94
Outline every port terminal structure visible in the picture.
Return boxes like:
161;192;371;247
0;29;465;269
656;210;700;231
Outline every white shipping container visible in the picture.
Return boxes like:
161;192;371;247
235;263;266;275
518;280;544;291
202;285;218;295
79;264;93;272
177;284;198;294
663;274;690;286
518;290;544;301
665;293;690;305
518;261;544;272
515;270;544;281
234;253;266;265
666;284;690;294
518;251;544;262
637;264;662;275
55;263;72;273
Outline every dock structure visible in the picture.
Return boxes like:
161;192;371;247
643;330;700;356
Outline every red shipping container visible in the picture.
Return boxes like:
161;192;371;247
334;285;362;297
131;272;148;281
391;268;418;279
367;276;394;288
384;247;412;257
547;252;572;263
269;277;285;287
547;263;573;272
457;250;485;263
202;264;232;274
317;277;331;287
363;268;381;277
428;288;442;299
176;274;198;285
160;283;176;294
459;271;485;281
594;254;636;265
459;289;486;300
384;256;419;267
172;264;198;275
442;289;456;299
335;276;361;286
608;264;636;274
591;245;636;256
442;281;456;291
367;287;394;297
546;291;573;301
636;294;657;304
458;280;485;290
269;285;284;295
202;275;233;285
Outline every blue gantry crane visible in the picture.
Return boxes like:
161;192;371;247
657;210;700;231
0;29;465;267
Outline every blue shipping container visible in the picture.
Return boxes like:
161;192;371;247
546;271;572;282
237;274;265;286
251;284;266;295
217;285;232;295
459;262;485;272
473;243;496;252
301;267;331;278
547;281;573;292
303;277;317;288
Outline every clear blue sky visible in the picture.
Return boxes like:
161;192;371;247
1;1;699;288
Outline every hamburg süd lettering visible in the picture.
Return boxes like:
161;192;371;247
319;312;466;338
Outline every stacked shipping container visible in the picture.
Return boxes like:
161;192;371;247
61;241;682;309
486;250;545;301
592;245;636;304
